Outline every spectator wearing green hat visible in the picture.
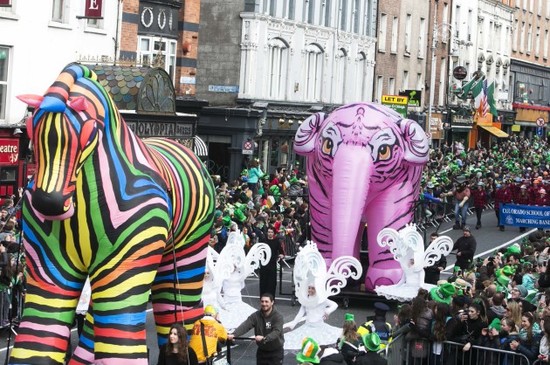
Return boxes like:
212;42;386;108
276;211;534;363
338;313;361;365
429;282;456;305
479;318;502;357
354;333;387;365
296;337;321;364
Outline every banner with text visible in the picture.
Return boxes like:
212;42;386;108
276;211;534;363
500;204;550;228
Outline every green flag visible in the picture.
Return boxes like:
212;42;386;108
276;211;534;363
458;78;477;99
487;81;498;116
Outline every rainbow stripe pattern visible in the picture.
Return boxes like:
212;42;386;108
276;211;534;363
10;63;215;365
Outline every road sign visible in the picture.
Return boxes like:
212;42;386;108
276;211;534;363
536;117;546;127
242;140;254;155
537;127;544;136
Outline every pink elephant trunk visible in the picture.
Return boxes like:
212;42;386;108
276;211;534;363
331;144;371;260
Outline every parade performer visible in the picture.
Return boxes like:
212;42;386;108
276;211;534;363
283;242;361;349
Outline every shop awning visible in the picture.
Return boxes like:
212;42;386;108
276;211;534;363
478;125;509;138
193;136;208;157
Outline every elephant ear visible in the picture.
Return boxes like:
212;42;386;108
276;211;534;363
294;112;326;155
399;119;430;164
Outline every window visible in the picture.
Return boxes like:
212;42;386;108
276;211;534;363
378;13;387;52
267;38;289;100
340;0;348;31
527;24;532;53
391;17;398;53
416;73;423;91
512;20;518;51
319;0;332;27
304;44;324;101
307;0;315;24
52;0;68;23
352;0;361;33
478;19;485;49
86;2;104;30
355;52;367;101
467;9;473;41
389;77;395;95
323;0;331;26
270;0;277;16
334;49;347;104
453;5;461;42
402;70;409;90
0;46;9;122
443;4;449;25
520;21;526;52
376;75;383;102
544;30;549;58
138;37;177;83
288;0;295;20
404;14;412;53
535;27;540;56
418;18;426;58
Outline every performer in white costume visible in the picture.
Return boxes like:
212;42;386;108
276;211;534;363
205;229;271;330
283;242;362;350
375;224;453;302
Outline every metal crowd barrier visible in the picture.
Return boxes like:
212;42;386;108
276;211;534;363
0;287;24;330
386;338;532;365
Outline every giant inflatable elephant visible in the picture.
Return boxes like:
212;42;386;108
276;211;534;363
294;103;429;289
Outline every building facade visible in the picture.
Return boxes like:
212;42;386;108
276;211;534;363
509;0;550;139
196;0;378;181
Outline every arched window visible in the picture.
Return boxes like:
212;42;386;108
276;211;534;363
267;37;290;100
304;43;324;101
354;52;367;101
334;48;348;104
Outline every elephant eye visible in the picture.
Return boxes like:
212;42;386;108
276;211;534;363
321;137;334;156
378;145;392;161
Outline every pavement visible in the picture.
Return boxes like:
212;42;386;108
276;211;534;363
0;206;536;364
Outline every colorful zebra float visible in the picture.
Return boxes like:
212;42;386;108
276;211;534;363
11;63;215;365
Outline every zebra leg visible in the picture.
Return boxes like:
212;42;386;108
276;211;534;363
152;232;210;345
70;238;166;365
9;251;81;365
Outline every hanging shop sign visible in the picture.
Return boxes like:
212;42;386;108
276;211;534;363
381;95;408;118
0;138;19;165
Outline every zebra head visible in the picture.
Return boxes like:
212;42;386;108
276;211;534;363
18;64;100;220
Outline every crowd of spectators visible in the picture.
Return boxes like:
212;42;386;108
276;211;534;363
0;193;25;329
421;135;550;232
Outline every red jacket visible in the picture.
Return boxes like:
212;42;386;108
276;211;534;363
471;188;488;208
494;186;512;210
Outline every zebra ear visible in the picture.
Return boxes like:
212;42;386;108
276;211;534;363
17;94;44;108
67;96;89;112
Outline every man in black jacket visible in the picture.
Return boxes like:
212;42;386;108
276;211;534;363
452;226;477;271
228;293;285;365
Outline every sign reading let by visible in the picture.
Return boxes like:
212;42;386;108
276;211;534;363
0;138;19;165
381;95;409;118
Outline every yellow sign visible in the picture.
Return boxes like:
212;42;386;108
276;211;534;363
381;95;409;105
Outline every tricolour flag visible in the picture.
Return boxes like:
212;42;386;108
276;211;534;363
486;81;498;117
472;77;488;117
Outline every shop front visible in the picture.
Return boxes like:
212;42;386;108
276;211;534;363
512;103;550;140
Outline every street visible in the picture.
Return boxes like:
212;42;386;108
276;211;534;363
0;206;535;364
